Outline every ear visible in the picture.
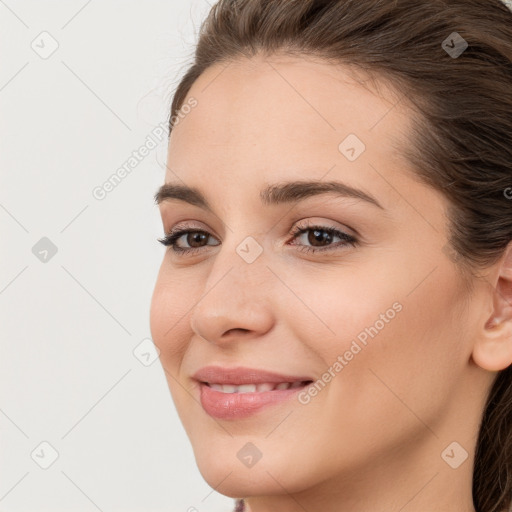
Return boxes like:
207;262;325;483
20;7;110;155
472;241;512;372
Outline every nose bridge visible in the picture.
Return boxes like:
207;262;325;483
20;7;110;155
189;232;274;342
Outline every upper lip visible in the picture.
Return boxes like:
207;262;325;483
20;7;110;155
193;366;314;385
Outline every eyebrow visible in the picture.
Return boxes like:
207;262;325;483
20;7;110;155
154;180;384;211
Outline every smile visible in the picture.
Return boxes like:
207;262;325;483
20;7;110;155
193;366;315;419
204;381;311;393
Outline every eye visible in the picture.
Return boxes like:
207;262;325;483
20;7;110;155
157;222;358;256
157;226;219;255
287;222;358;254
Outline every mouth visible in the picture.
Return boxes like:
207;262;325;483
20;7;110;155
202;380;313;393
192;366;315;419
192;365;315;387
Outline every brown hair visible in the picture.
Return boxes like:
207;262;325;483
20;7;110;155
166;1;512;510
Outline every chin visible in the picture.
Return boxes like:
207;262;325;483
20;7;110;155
192;442;315;498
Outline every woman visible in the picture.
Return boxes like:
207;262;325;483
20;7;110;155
150;1;512;511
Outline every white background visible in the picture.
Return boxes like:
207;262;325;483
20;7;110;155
0;1;234;511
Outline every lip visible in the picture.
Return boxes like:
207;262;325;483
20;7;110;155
192;365;313;385
193;366;314;420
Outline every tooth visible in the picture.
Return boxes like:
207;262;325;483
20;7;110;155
237;384;257;393
208;382;303;393
256;383;274;392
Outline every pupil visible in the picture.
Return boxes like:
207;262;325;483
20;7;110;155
309;229;332;247
188;232;207;247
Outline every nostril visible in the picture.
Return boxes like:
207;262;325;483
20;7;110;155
224;328;250;336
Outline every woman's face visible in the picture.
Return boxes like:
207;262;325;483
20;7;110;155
150;54;490;508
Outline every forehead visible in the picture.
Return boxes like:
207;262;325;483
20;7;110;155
166;54;414;201
171;54;409;134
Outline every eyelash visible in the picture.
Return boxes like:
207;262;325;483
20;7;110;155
157;222;358;256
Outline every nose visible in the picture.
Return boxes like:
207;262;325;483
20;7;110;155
189;241;275;346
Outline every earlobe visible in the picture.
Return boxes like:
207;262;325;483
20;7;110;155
472;327;512;372
472;241;512;372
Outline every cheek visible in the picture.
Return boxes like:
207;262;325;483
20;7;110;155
292;259;467;400
149;269;192;370
299;255;467;364
149;272;200;424
310;264;468;443
286;266;403;362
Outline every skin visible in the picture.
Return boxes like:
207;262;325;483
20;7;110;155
150;53;512;512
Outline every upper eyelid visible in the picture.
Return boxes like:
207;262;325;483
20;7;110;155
166;222;218;239
166;220;350;235
166;221;355;245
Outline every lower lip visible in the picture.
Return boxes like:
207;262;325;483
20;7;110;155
199;382;310;419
